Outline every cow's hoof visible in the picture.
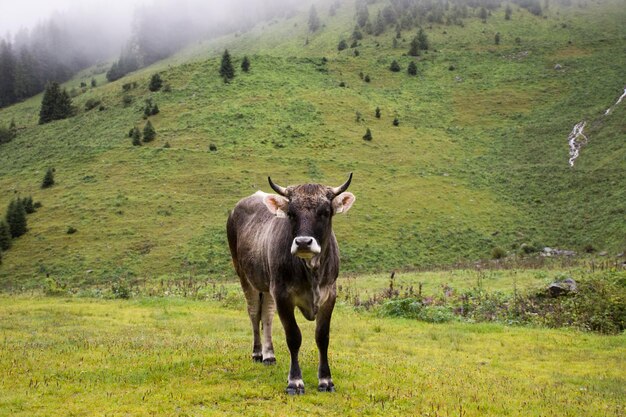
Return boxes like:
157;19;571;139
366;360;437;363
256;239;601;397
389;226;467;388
252;354;263;363
286;386;305;395
286;379;305;395
318;379;335;392
263;357;276;366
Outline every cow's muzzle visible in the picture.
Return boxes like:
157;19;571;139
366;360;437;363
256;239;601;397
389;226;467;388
291;236;321;259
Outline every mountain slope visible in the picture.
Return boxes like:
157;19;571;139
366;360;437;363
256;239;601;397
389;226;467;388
0;0;624;289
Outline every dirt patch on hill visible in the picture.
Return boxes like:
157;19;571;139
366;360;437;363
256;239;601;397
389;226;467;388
453;88;536;126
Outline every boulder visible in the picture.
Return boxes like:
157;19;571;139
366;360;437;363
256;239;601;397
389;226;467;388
548;277;577;297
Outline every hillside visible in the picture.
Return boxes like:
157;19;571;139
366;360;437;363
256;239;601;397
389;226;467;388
0;0;625;290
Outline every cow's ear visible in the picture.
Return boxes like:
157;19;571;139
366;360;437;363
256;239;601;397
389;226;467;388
332;192;355;214
263;194;289;218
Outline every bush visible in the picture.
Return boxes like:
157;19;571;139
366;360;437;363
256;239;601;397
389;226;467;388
122;95;133;107
362;128;372;141
149;73;163;92
491;246;506;259
21;196;35;214
389;60;401;72
42;168;55;189
39;82;74;124
131;127;142;146
241;56;250;72
337;39;348;51
84;98;101;111
379;298;422;319
364;74;371;82
375;107;381;118
393;117;399;126
407;61;417;76
66;226;77;234
111;281;131;299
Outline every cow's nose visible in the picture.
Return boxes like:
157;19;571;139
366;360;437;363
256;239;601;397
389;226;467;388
295;237;313;249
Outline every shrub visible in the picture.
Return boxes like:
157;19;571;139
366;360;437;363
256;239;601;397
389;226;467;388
111;281;131;299
220;49;235;82
21;196;35;214
389;60;401;72
393;117;399;126
149;73;163;92
362;128;372;141
375;107;381;118
66;226;77;234
122;95;133;107
39;82;73;124
209;143;217;152
42;168;55;189
379;298;422;319
84;98;101;111
91;78;97;87
491;246;506;259
337;39;348;51
364;74;371;82
408;61;417;75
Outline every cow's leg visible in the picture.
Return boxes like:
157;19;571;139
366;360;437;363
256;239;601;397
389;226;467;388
260;292;276;364
239;277;262;362
276;300;304;395
316;292;336;392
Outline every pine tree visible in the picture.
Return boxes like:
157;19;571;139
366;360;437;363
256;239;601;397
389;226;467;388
151;103;159;116
417;28;429;50
408;36;420;56
0;40;16;107
143;121;156;142
308;5;321;32
0;220;11;251
362;128;372;141
505;5;512;20
356;2;369;27
219;49;235;82
91;78;97;87
495;32;501;45
352;26;363;40
241;56;250;72
21;196;35;214
389;60;401;72
393;117;400;126
408;61;418;76
131;127;142;146
5;199;27;238
479;7;488;22
39;82;73;124
149;73;163;92
9;119;16;139
42;168;55;188
375;107;381;118
374;11;385;36
337;40;348;51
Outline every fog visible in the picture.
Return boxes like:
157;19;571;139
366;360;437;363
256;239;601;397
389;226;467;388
0;0;302;107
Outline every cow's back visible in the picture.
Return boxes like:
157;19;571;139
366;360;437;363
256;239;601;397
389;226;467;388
227;191;288;292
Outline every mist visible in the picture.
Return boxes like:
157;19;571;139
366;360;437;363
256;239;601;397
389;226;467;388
0;0;303;107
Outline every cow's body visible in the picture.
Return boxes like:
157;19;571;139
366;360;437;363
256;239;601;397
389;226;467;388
226;175;355;394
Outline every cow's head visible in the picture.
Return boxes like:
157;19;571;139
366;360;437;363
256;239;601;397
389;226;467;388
262;173;355;260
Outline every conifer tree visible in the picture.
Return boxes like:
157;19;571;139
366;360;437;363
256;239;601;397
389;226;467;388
308;5;321;32
21;196;35;214
0;219;11;251
149;73;163;92
389;60;401;72
505;5;512;20
151;103;159;115
408;61;418;76
375;107;381;118
219;49;235;82
408;36;420;56
356;2;369;27
143;121;156;142
362;128;372;141
241;56;250;72
131;127;142;146
42;168;55;189
374;11;385;36
495;32;501;45
39;82;73;124
417;28;429;50
5;199;27;238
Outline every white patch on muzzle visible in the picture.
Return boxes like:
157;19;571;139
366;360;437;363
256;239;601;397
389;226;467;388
291;236;321;258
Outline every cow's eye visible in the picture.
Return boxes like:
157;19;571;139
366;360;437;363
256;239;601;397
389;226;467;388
287;211;296;219
318;208;330;218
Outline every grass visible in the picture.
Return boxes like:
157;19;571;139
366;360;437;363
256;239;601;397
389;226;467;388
0;294;624;416
0;0;625;290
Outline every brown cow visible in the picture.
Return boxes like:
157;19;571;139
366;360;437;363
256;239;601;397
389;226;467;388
226;174;355;394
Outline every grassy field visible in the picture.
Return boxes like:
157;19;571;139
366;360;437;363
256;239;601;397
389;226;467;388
0;0;624;289
1;290;624;416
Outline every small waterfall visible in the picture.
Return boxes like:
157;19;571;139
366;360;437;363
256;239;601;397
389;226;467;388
568;87;626;167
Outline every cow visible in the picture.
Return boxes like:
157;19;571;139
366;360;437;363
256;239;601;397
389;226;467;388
226;173;355;395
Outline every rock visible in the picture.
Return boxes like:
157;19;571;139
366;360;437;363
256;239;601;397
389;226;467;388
598;251;608;256
548;277;577;297
554;63;563;70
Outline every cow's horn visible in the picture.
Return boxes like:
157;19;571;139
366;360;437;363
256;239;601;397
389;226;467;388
268;176;287;196
331;172;353;196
